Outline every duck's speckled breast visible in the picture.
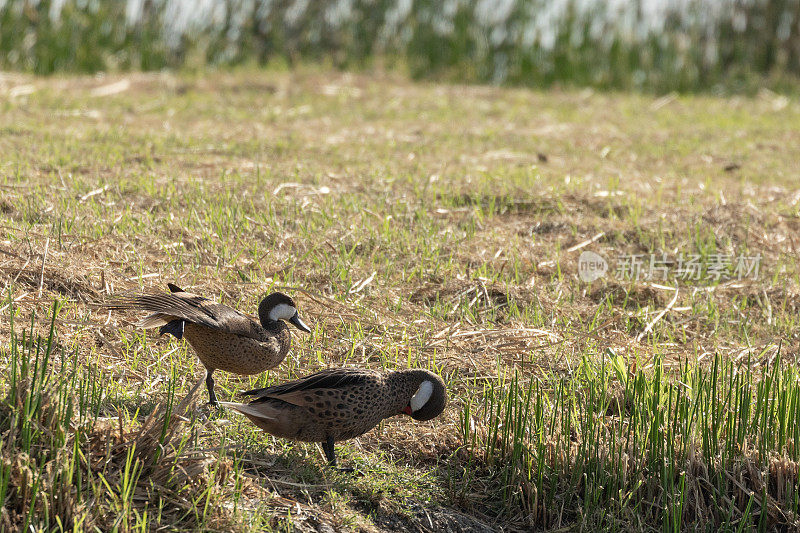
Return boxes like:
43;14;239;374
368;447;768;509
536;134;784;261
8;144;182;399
184;323;290;374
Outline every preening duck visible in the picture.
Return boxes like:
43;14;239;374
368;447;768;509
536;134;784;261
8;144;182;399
221;367;447;467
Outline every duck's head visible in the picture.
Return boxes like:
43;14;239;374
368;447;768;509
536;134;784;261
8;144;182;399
400;369;447;421
258;292;312;333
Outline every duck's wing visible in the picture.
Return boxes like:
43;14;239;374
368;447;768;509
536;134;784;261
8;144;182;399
242;368;378;407
104;285;258;337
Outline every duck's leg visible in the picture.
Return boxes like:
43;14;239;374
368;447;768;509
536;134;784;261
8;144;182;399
322;436;337;466
323;437;354;472
205;369;220;408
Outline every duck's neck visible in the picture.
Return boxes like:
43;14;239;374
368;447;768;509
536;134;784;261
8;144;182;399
390;369;428;387
261;319;292;358
386;369;428;413
262;318;289;335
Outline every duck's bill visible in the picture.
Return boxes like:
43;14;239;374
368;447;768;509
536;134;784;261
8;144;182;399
289;312;312;333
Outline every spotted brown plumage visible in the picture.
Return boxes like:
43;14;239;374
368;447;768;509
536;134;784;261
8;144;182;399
104;283;312;406
220;367;447;467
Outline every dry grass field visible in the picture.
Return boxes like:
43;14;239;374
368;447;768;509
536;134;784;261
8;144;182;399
1;68;800;531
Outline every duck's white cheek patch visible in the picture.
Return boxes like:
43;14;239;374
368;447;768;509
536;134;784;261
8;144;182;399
269;303;297;321
410;381;434;411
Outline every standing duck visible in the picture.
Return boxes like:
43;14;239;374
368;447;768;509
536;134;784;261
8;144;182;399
105;283;311;406
221;367;447;467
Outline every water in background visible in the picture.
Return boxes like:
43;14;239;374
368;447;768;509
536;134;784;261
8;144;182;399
1;0;798;93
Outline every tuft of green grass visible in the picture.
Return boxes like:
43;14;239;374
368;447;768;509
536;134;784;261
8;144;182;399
0;300;263;531
459;350;800;529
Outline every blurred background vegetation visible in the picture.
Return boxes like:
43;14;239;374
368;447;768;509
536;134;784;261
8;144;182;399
1;0;799;93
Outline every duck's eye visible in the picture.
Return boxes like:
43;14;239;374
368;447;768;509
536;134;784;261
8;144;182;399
410;380;434;411
268;303;297;321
